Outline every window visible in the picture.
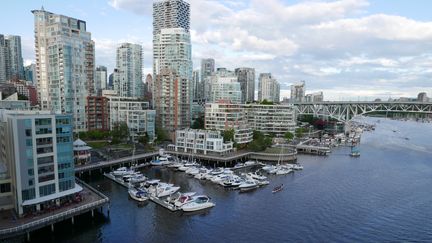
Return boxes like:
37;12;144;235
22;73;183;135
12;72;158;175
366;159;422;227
29;179;34;186
0;183;11;193
26;139;33;146
37;156;54;165
35;118;52;126
22;188;35;200
39;184;55;197
38;174;55;183
25;129;32;136
28;169;34;176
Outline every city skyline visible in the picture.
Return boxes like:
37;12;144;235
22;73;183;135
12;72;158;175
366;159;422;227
1;0;432;100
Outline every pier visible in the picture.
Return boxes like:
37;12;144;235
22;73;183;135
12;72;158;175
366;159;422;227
0;178;109;241
103;173;180;212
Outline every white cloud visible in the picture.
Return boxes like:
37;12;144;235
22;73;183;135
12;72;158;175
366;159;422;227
106;0;432;99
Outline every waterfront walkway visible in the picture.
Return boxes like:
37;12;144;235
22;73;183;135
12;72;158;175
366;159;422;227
0;179;109;240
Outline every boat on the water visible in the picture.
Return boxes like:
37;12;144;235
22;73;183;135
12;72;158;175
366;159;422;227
181;195;215;212
272;184;284;193
173;192;197;207
128;187;149;202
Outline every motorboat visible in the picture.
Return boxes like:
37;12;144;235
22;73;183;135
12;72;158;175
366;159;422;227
276;167;293;175
268;167;279;174
272;184;284;193
129;174;147;184
142;179;160;188
292;164;303;170
173;192;197;207
248;172;267;180
128;187;148;202
181;196;215;212
244;160;257;166
238;179;258;192
256;179;270;186
186;167;200;175
112;167;134;176
222;177;243;188
211;174;231;184
154;183;180;198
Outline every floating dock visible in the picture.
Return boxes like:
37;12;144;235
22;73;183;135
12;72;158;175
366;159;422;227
104;173;180;212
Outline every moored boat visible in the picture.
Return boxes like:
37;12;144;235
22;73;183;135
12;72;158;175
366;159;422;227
181;196;215;212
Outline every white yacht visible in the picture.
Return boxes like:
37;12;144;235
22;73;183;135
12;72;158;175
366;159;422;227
129;174;147;184
112;167;134;176
173;192;198;207
248;172;267;180
276;167;293;175
128;187;148;202
181;196;215;212
238;179;258;192
154;183;181;198
292;164;304;170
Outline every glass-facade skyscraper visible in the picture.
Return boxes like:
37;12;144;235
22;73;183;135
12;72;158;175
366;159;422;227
114;43;143;98
32;8;95;132
153;0;192;135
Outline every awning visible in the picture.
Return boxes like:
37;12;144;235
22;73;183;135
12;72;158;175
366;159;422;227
22;184;83;206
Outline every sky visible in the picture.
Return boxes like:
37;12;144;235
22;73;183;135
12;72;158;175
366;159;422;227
2;0;432;101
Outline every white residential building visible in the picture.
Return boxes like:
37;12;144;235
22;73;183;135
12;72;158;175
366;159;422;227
0;110;80;216
106;95;156;141
291;81;306;103
173;129;233;155
95;66;107;96
208;75;242;104
258;73;280;103
114;43;143;98
32;8;95;132
244;104;297;135
205;102;253;144
305;91;324;102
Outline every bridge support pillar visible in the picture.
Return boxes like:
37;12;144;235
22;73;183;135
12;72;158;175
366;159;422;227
51;224;54;232
27;232;30;242
91;209;94;218
71;216;75;225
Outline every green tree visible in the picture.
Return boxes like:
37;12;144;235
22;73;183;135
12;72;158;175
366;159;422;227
111;122;129;144
284;131;294;141
295;127;306;138
222;129;235;143
191;116;204;129
260;99;274;105
155;126;169;143
138;133;149;145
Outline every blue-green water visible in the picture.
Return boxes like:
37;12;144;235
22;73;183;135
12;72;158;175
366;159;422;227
26;118;432;242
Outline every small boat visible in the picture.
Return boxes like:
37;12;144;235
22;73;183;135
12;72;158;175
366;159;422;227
350;146;360;157
292;164;303;170
272;184;284;193
154;183;181;198
112;167;134;176
128;187;149;202
276;168;293;175
238;179;258;192
173;192;197;207
181;196;215;212
248;172;267;180
244;160;257;166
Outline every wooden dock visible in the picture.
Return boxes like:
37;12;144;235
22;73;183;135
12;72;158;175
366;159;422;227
104;172;180;212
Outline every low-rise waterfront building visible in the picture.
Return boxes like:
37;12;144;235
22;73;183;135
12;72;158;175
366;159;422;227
0;110;81;217
172;129;233;155
106;95;156;141
73;139;92;166
205;102;253;144
244;104;297;135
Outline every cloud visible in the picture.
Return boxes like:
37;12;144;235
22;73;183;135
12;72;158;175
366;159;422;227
107;0;432;100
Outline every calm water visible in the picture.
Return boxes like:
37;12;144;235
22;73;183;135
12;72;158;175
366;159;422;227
26;118;432;242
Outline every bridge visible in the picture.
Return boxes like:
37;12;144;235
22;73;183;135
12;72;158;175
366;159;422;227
292;101;432;122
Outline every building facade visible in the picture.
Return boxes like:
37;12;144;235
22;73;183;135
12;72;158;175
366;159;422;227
258;73;280;103
290;81;306;103
107;96;156;141
153;69;190;134
172;129;233;155
305;91;324;102
32;8;95;132
114;43;143;98
95;66;107;96
86;96;109;131
235;67;255;103
153;0;192;135
205;102;253;144
0;110;80;216
0;35;24;83
244;104;296;135
24;64;36;85
208;75;242;104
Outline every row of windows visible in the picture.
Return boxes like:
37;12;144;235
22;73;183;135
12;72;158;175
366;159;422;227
38;164;54;175
22;188;35;201
37;156;54;165
35;118;52;126
39;173;55;183
59;180;73;192
0;183;11;193
39;184;56;197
